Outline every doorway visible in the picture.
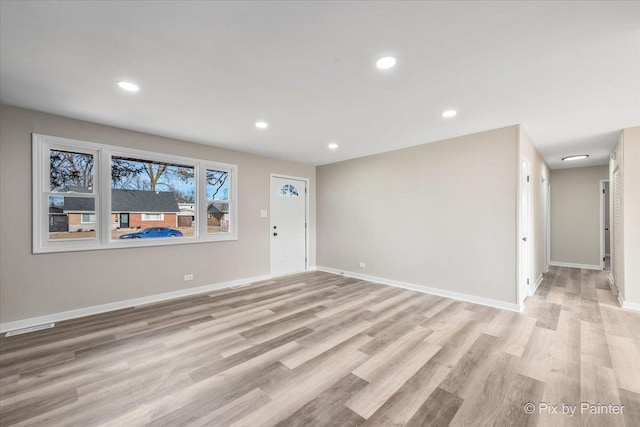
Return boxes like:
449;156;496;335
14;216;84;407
544;178;551;271
600;180;610;270
270;174;308;276
519;158;531;304
120;213;130;228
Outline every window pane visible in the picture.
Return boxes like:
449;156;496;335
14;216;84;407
49;150;94;192
279;184;299;196
207;169;230;234
48;196;97;240
110;156;195;240
81;213;96;223
142;213;163;221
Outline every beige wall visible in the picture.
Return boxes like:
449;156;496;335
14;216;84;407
0;105;316;324
622;126;640;305
550;165;608;267
518;126;550;297
317;126;519;305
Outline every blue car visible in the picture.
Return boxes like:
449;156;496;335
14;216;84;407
119;227;183;239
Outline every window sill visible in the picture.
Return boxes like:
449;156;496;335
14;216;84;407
34;233;238;254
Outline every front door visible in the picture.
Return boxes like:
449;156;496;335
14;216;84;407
270;176;307;276
120;213;130;228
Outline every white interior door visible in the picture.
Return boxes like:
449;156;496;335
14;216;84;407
270;175;307;276
520;159;531;302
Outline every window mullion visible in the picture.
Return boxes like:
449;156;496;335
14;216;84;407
232;168;237;238
99;149;111;244
197;163;206;238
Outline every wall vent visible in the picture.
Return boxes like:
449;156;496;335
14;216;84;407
5;322;55;337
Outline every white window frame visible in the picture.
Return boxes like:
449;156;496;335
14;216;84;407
33;134;238;254
141;213;164;221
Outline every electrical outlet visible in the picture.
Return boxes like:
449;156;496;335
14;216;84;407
359;262;366;269
184;274;194;281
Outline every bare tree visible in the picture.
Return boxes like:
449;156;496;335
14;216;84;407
206;170;228;200
50;150;94;191
143;163;168;191
111;158;147;189
174;168;227;199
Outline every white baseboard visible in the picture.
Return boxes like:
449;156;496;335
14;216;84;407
618;294;640;312
550;261;602;271
316;266;521;313
623;301;640;311
530;274;543;296
0;273;271;333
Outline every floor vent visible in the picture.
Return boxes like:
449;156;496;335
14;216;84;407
230;283;252;289
5;322;55;337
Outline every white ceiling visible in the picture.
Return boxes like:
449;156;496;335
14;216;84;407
1;1;639;169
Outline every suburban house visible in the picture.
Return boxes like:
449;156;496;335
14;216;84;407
207;202;229;228
49;189;181;232
177;203;195;227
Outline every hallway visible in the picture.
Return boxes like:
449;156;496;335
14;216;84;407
522;266;640;425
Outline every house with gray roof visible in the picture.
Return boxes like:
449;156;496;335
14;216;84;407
207;202;230;228
49;189;181;232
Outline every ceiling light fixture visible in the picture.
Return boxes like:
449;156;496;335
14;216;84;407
255;121;268;129
562;154;589;161
442;110;457;118
376;56;396;70
117;81;139;92
328;143;339;150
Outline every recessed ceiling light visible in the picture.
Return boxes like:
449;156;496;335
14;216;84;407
376;56;396;70
117;81;139;92
328;143;339;150
255;121;268;129
562;154;589;161
442;110;457;118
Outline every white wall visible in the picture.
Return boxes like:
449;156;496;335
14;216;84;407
0;105;316;325
317;126;519;306
622;126;640;306
550;165;609;267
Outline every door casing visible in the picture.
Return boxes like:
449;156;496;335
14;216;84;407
518;157;532;305
269;173;309;276
600;179;610;270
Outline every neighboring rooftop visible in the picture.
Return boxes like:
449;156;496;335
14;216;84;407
50;189;180;213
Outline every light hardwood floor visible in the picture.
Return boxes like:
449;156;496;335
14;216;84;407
1;267;639;426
